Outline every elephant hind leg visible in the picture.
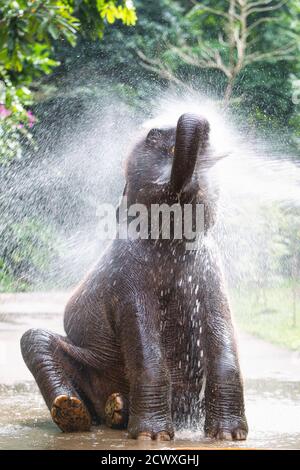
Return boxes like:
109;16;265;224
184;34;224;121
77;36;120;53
20;328;92;432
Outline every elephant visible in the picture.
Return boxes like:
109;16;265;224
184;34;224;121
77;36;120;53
21;113;248;441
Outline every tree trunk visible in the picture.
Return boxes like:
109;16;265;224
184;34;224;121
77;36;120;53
224;78;234;104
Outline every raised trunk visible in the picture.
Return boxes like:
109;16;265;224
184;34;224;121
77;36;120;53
170;113;209;193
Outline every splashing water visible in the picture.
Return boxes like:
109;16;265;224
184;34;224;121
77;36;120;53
147;93;300;205
145;93;300;286
1;91;300;448
1;91;299;323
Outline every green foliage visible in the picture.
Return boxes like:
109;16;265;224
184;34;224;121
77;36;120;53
68;1;137;40
0;259;19;292
56;0;299;137
0;218;59;292
52;0;187;107
224;200;300;345
276;206;300;328
0;67;34;162
0;1;79;77
0;0;137;162
232;284;300;350
99;0;137;26
124;0;299;134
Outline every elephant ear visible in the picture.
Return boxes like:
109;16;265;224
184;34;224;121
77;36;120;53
146;128;163;146
199;150;227;170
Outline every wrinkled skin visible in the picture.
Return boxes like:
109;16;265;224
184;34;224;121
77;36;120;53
21;114;248;441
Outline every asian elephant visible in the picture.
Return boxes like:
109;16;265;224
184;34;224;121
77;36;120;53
21;113;248;441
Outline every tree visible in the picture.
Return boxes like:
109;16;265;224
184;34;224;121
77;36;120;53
138;0;298;104
0;0;137;162
49;1;193;106
41;0;299;138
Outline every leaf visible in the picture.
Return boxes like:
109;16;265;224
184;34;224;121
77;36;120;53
106;10;116;24
48;24;59;40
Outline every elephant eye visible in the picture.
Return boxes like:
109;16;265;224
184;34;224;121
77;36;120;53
169;145;175;156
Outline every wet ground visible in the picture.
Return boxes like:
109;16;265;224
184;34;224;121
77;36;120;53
0;292;300;450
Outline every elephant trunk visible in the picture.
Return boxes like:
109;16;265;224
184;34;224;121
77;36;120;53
170;113;210;193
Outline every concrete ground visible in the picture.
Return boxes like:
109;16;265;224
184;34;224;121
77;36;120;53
0;292;299;450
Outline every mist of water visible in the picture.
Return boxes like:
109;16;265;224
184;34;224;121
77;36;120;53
1;90;299;302
143;93;300;294
1;88;300;446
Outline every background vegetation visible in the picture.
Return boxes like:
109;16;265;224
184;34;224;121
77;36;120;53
0;1;299;349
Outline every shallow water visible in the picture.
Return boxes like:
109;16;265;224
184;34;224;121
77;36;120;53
0;378;300;450
0;301;299;450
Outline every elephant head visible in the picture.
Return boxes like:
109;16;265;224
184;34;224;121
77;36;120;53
121;113;220;237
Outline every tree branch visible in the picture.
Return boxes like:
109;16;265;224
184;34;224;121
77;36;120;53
171;44;232;78
214;50;232;78
246;0;275;8
247;0;289;16
190;1;239;20
246;16;280;35
245;42;297;64
136;49;188;88
218;32;227;47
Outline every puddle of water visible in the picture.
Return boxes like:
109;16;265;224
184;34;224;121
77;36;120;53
0;379;299;450
0;314;299;449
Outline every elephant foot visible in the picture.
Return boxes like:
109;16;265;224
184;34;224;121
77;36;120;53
128;414;174;440
51;395;91;432
205;418;248;441
105;393;129;429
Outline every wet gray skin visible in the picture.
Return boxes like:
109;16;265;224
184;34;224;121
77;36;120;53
0;300;299;450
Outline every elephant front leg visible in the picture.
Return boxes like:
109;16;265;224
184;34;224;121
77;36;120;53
202;261;248;440
204;334;248;441
128;370;173;441
120;298;174;441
